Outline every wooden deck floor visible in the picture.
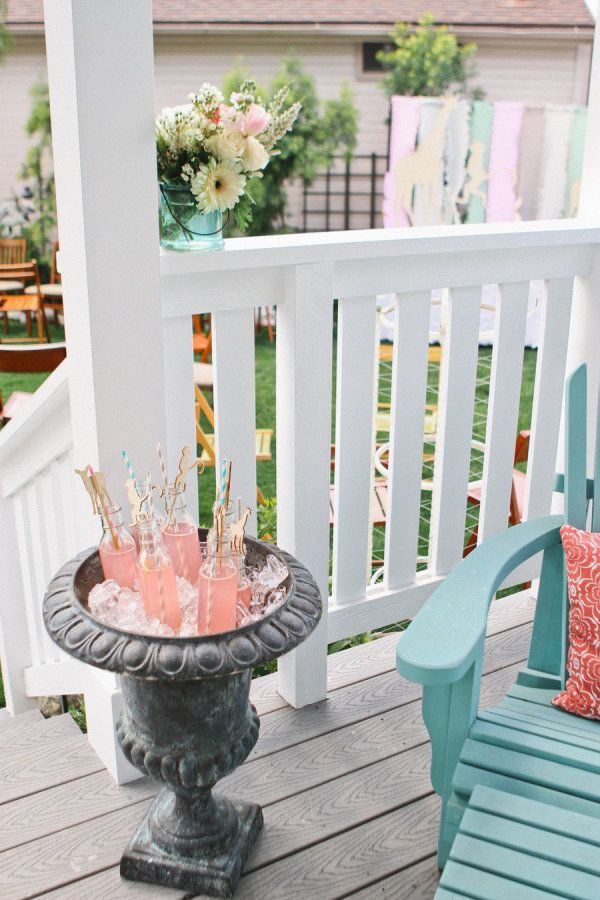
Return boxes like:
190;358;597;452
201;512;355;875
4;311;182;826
0;590;536;900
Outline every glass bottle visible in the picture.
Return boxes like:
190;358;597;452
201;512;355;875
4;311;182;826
236;554;252;609
197;531;237;635
162;484;201;584
136;515;181;632
98;503;137;590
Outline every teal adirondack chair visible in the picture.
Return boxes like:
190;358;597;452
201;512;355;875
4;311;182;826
397;364;600;898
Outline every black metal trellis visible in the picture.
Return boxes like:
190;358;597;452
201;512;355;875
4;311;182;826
302;153;386;232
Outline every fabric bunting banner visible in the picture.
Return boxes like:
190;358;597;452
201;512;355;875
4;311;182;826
384;97;587;228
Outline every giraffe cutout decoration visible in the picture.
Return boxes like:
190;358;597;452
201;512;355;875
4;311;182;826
392;95;459;226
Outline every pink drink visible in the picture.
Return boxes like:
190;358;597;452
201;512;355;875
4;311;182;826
237;581;252;609
99;542;137;590
198;566;237;634
162;522;201;584
136;561;181;632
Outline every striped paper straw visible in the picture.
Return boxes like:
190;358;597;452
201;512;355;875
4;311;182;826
218;458;228;507
121;449;139;494
156;442;174;524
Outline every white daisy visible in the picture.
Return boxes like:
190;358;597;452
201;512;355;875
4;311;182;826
190;159;246;213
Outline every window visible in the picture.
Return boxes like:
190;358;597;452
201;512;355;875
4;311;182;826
361;43;390;73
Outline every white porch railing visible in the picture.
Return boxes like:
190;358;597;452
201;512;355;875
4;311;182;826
0;220;597;779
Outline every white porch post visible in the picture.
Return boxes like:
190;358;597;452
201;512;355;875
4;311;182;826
44;0;168;782
564;17;600;466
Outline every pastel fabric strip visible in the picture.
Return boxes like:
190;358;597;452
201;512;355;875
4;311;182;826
564;106;587;217
465;100;494;224
383;95;421;228
444;98;471;224
486;101;524;223
537;105;573;220
517;107;544;222
412;98;443;225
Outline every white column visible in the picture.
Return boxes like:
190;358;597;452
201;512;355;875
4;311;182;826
44;0;165;783
562;19;600;471
44;0;169;503
276;263;334;707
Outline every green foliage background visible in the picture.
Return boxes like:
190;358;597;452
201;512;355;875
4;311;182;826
378;13;478;98
223;58;358;235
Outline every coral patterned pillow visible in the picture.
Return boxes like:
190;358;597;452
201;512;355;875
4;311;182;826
552;525;600;719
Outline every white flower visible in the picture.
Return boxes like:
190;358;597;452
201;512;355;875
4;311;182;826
241;136;270;172
189;159;246;213
208;127;247;161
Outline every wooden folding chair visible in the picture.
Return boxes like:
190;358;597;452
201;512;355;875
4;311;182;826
25;241;63;324
193;314;212;362
195;384;273;464
0;238;27;265
0;239;28;333
0;261;50;343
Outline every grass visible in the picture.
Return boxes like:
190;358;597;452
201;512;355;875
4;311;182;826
0;318;539;702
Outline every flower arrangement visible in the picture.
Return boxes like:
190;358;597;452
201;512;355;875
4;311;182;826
156;80;301;231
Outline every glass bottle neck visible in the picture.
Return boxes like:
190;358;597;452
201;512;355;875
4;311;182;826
137;515;164;553
100;503;124;532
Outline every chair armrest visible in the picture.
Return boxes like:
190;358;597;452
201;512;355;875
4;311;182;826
397;515;563;687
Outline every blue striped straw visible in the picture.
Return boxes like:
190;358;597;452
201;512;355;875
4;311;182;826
218;458;228;507
121;449;139;494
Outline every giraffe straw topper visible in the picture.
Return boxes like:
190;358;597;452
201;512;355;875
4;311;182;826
230;507;252;556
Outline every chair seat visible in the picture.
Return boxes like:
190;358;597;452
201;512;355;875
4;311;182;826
329;477;388;526
193;361;213;389
437;784;600;899
0;280;24;293
24;283;63;298
198;429;273;465
449;683;600;856
0;295;40;313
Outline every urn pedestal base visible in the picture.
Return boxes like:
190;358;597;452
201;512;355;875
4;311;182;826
120;794;263;897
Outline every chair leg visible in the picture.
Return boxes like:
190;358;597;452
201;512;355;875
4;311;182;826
2;312;8;335
25;311;32;337
266;307;275;343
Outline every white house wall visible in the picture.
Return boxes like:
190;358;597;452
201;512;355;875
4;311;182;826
0;32;591;229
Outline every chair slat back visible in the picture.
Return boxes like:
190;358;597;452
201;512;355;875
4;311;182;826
564;364;588;530
0;238;27;265
0;261;39;285
592;384;600;533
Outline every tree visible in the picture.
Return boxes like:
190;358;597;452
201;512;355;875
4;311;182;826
1;82;56;272
223;58;358;235
377;13;478;98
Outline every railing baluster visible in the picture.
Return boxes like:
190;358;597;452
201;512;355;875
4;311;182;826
524;278;574;520
384;291;432;588
212;309;258;535
13;492;43;668
276;262;334;707
430;286;482;575
332;295;377;605
478;281;529;542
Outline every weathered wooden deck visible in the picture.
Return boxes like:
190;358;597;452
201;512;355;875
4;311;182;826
0;590;535;899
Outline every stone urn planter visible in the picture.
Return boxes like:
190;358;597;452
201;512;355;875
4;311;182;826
43;531;322;897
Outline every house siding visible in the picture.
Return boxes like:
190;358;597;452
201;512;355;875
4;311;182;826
0;31;591;228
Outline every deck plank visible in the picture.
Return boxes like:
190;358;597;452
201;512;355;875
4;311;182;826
0;730;105;807
347;855;441;898
235;794;441;899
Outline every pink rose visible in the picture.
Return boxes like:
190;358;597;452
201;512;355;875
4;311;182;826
243;104;270;137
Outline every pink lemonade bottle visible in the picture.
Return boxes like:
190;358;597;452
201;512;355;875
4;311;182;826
136;515;181;632
161;484;201;585
98;503;137;590
198;532;237;635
